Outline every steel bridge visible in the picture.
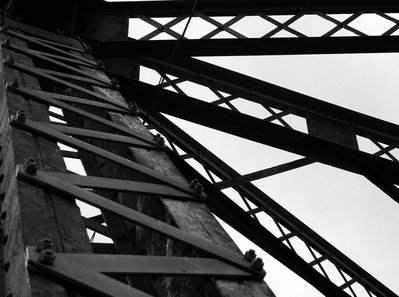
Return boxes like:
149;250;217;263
0;1;398;297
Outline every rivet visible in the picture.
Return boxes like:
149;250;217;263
251;257;264;271
244;249;257;262
38;249;56;265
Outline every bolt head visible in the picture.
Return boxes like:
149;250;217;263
251;257;264;271
36;238;53;252
38;249;56;265
244;249;257;262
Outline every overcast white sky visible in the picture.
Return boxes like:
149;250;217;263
73;2;399;296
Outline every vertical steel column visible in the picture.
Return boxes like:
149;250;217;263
0;21;91;297
76;11;276;297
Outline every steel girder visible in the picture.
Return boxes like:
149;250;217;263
86;36;399;56
93;1;399;16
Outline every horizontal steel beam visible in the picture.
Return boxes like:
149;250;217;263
49;171;199;201
92;0;399;16
113;75;399;186
26;247;151;297
18;167;265;279
40;251;253;279
86;36;399;57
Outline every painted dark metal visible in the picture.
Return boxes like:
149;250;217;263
86;36;399;57
93;0;399;17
